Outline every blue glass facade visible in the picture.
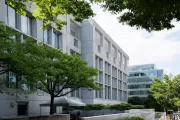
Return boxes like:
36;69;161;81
128;64;163;99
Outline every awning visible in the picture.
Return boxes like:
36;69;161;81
40;97;86;107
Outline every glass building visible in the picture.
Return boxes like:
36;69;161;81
128;64;163;100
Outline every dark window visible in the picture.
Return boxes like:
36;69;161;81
17;102;28;116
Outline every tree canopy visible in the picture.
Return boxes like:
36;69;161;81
0;22;99;114
150;74;180;111
6;0;180;32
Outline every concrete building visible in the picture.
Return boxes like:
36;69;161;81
128;64;163;100
0;0;129;117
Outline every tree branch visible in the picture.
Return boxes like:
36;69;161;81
55;88;78;97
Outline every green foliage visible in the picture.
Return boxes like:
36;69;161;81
150;74;180;111
100;0;180;32
6;0;95;30
114;116;144;120
131;105;144;109
143;95;164;112
109;103;132;110
128;96;143;105
85;104;106;110
0;22;99;114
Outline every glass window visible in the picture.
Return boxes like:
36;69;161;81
74;38;78;48
43;29;48;44
53;32;60;49
95;30;102;46
7;72;17;88
21;16;28;34
112;46;116;57
7;6;16;28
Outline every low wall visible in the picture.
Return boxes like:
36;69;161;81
81;113;129;120
81;109;155;120
0;114;70;120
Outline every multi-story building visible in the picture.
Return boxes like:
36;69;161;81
0;0;129;117
128;64;163;100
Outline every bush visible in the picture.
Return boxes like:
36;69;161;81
114;116;144;120
128;96;143;105
109;103;132;110
85;104;105;110
131;105;144;109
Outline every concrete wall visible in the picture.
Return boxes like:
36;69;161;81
1;114;70;120
81;113;129;120
81;109;155;120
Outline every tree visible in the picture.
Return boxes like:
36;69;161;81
0;22;99;114
0;22;38;93
150;75;180;111
6;0;95;31
24;44;99;114
143;95;164;112
128;96;143;105
100;0;180;32
7;0;180;32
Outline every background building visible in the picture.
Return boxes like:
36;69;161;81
128;64;163;100
0;0;129;117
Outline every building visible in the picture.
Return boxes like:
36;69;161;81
0;0;129;117
128;64;163;100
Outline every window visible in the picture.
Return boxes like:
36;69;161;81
95;84;103;98
21;16;28;34
112;46;117;57
6;5;16;28
71;30;75;37
74;38;78;48
95;30;102;46
71;89;80;98
7;72;17;88
53;31;61;49
112;88;117;100
105;85;111;99
98;45;101;53
118;51;121;61
43;29;48;44
21;16;33;35
104;38;110;52
17;102;28;116
98;71;103;83
43;29;51;45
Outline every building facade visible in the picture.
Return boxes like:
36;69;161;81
128;64;163;100
0;0;129;117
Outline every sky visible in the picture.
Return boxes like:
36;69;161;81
92;5;180;75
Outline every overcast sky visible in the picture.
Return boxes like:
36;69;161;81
92;5;180;75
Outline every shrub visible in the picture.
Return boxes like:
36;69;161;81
131;105;144;109
114;116;144;120
85;104;105;110
109;103;132;110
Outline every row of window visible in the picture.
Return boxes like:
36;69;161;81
128;90;150;95
128;77;152;83
96;56;127;80
6;5;36;37
95;30;128;66
128;84;151;89
96;85;127;101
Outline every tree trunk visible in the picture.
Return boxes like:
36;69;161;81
50;95;55;115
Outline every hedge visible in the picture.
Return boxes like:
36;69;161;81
63;103;144;111
114;116;144;120
109;103;132;110
131;105;144;109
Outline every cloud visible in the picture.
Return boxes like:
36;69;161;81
92;5;180;73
